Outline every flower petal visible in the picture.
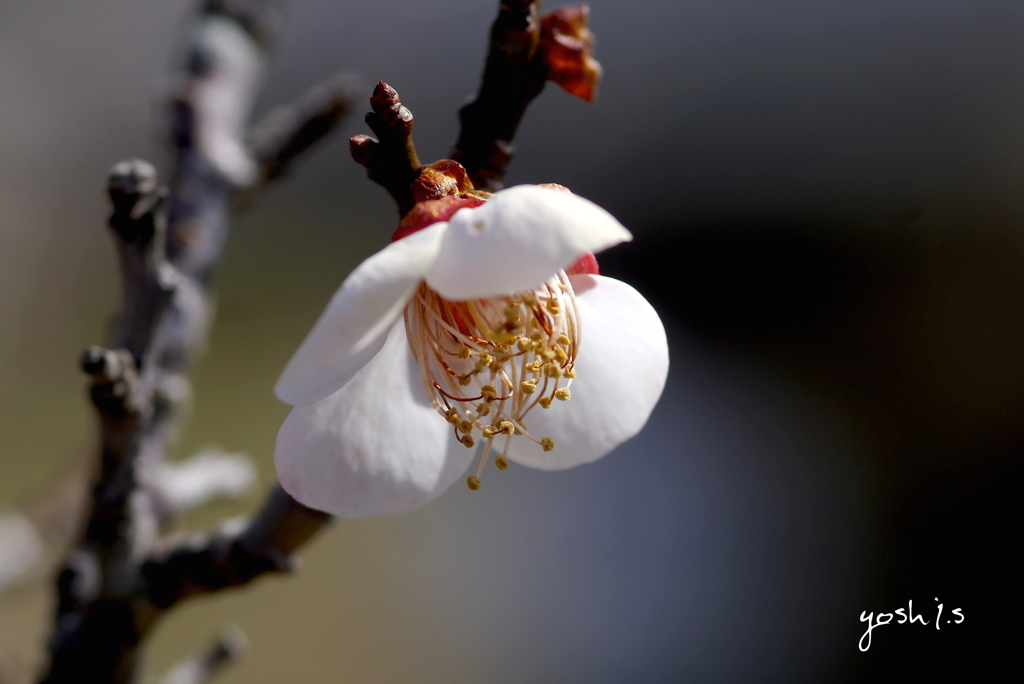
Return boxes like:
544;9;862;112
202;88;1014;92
275;320;477;517
506;274;668;469
275;222;446;406
424;185;631;300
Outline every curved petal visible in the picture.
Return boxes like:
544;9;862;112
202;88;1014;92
275;320;477;518
424;185;631;300
505;274;668;469
275;222;446;406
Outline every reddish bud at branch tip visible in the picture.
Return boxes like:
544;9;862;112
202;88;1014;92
370;81;412;123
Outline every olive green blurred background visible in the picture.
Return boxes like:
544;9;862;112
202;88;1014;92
1;1;1021;682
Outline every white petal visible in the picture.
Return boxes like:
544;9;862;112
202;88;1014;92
424;185;632;300
275;223;446;406
506;274;668;469
275;320;477;517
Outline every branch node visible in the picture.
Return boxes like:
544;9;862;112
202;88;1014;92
107;160;166;243
81;347;143;418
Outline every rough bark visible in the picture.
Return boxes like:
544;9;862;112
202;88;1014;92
38;2;344;682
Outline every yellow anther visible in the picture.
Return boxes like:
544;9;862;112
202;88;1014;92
495;455;509;471
467;475;481;490
404;271;582;453
541;437;555;451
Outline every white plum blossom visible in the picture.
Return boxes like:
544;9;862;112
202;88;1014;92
274;185;668;518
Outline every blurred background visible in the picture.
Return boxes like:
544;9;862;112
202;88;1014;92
0;0;1019;682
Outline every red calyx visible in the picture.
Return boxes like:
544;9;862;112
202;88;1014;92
392;196;485;242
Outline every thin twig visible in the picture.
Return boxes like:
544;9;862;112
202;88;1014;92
451;0;547;191
350;81;423;215
452;1;601;191
252;73;359;183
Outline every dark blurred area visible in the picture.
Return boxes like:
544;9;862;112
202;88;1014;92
602;217;1021;680
1;1;1020;682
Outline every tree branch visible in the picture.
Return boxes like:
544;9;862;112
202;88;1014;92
451;0;546;191
452;1;602;191
29;2;605;683
38;2;344;682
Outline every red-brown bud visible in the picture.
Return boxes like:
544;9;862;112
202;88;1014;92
349;134;377;165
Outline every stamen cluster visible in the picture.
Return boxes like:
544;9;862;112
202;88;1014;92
404;269;581;489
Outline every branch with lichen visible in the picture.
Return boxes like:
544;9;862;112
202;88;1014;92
37;1;343;682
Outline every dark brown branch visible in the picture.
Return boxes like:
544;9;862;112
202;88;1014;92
142;486;330;609
39;2;340;682
451;0;547;191
451;2;602;191
350;81;422;215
